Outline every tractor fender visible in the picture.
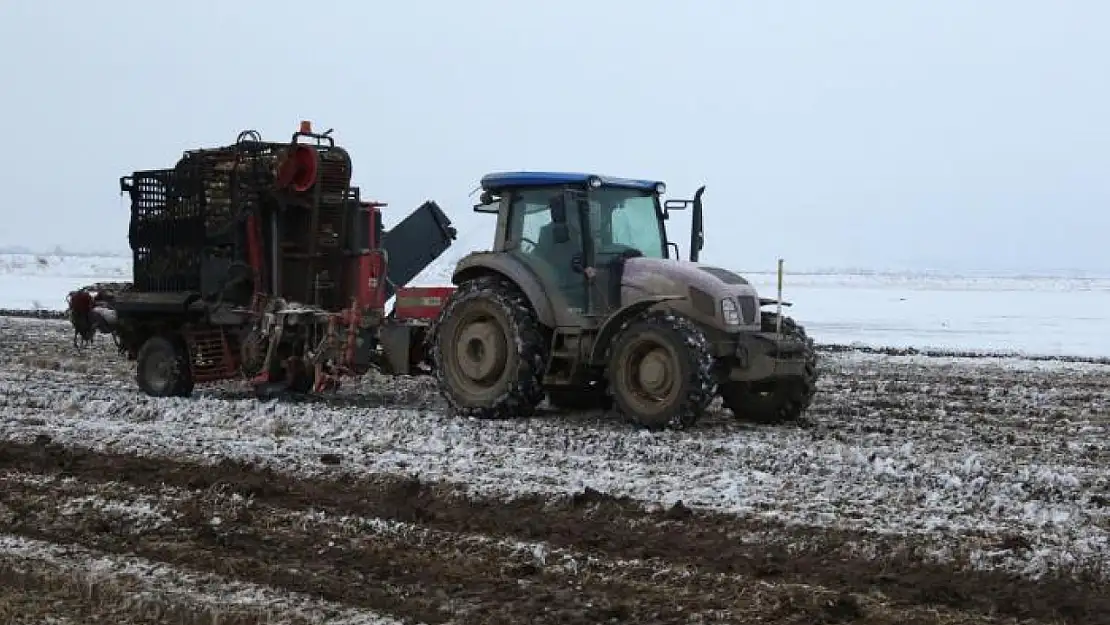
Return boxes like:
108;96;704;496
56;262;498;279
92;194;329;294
451;252;557;328
588;295;685;365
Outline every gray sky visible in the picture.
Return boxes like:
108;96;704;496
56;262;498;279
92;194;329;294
2;1;1107;272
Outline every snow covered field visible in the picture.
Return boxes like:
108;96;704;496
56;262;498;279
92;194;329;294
2;252;1109;623
6;252;1110;358
0;253;130;311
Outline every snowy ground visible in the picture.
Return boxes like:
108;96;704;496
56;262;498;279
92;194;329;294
1;315;1108;623
1;253;1109;623
0;253;130;311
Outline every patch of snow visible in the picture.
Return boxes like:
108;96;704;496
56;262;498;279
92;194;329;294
0;253;130;310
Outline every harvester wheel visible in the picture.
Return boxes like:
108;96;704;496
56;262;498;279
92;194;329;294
135;335;194;398
607;310;715;430
432;275;547;419
719;313;818;424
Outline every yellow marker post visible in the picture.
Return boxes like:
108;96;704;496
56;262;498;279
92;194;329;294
776;258;784;336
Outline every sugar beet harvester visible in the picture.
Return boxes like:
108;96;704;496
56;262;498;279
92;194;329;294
67;124;458;397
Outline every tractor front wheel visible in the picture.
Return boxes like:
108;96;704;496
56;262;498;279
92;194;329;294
135;335;194;398
719;313;818;424
607;310;715;430
432;276;547;419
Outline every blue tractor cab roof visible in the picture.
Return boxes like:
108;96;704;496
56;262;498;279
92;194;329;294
480;171;664;193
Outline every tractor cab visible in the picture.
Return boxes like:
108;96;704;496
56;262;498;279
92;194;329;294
474;172;705;317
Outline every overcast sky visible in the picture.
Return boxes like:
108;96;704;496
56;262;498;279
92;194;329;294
1;1;1107;272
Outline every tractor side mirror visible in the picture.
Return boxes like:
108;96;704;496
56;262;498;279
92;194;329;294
663;198;688;220
473;191;499;213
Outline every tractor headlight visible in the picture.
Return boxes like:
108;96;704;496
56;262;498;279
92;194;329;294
721;297;741;326
655;182;666;195
588;176;603;188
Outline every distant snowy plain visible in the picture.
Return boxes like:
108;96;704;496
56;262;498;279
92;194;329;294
3;251;1110;358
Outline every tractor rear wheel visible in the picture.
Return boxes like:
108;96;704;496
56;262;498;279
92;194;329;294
607;310;715;430
432;276;547;419
719;313;818;424
135;335;194;398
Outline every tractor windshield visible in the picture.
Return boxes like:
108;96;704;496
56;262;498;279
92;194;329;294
588;187;666;259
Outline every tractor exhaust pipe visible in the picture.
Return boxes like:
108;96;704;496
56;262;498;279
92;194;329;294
689;186;706;263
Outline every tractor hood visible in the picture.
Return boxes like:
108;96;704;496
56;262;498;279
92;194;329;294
619;257;763;329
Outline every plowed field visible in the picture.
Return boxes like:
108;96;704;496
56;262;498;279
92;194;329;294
1;316;1107;624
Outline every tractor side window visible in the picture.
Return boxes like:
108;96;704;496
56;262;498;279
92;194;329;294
508;188;587;309
509;189;556;250
520;206;549;246
508;188;586;262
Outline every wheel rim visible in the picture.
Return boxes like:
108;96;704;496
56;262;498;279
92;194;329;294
143;348;178;395
445;303;512;400
618;334;680;415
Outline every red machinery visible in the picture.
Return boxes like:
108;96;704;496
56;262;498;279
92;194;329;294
70;123;458;398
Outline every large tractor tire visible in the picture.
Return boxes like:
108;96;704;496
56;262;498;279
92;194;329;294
431;275;548;419
719;312;818;424
607;309;716;430
135;335;194;398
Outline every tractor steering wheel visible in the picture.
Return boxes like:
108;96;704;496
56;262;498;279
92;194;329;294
518;236;538;253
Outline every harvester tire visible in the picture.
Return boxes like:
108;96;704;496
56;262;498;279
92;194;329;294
432;275;547;419
719;312;818;424
607;309;716;430
135;335;194;398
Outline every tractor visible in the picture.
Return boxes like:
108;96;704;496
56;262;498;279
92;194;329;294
430;172;819;429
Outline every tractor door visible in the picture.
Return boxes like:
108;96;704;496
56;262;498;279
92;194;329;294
506;188;589;317
579;187;669;318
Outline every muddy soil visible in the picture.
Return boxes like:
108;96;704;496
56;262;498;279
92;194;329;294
0;439;1103;624
2;315;1109;623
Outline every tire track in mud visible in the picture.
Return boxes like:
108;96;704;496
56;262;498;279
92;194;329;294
0;562;203;625
0;534;402;625
0;440;1102;625
2;464;969;625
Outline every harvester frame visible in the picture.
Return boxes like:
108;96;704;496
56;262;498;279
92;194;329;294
71;124;458;398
